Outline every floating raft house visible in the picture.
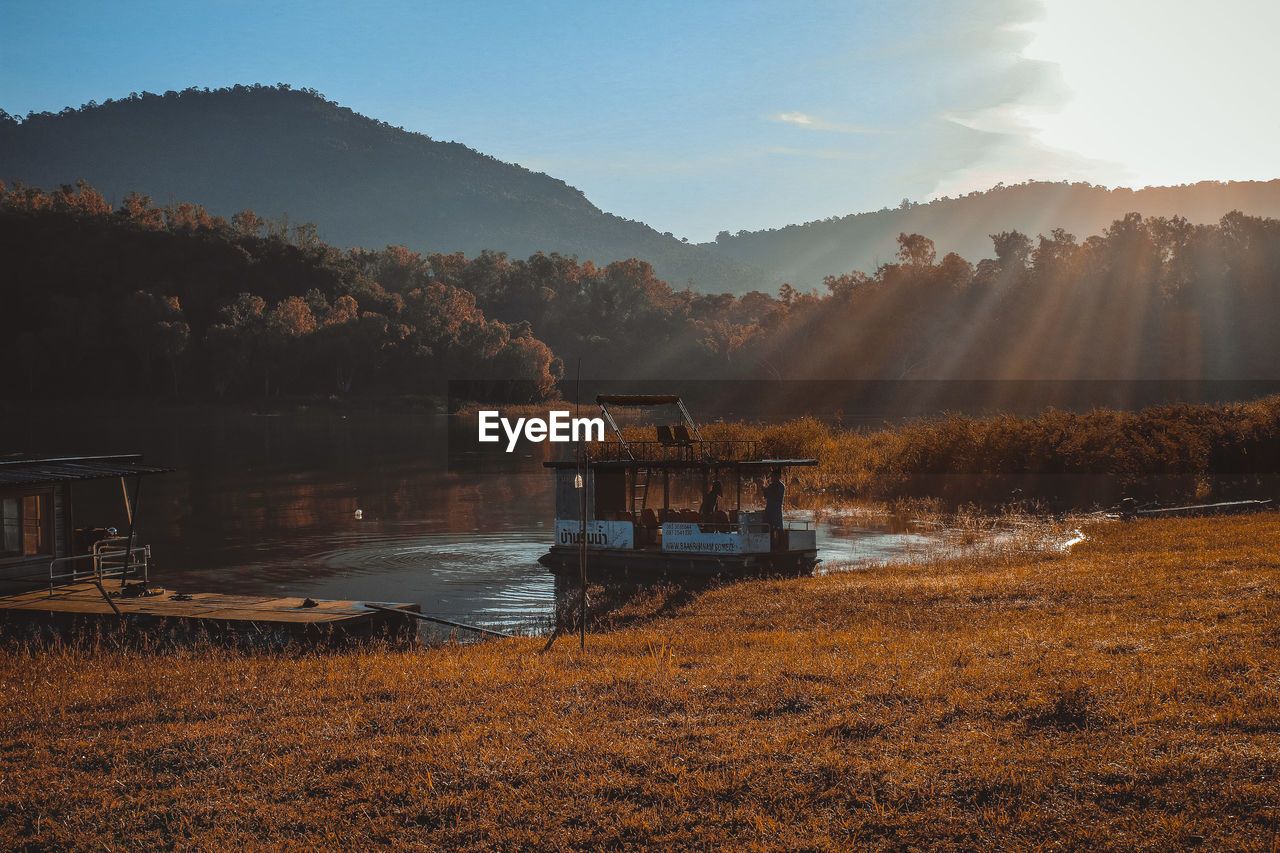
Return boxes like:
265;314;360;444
0;582;421;639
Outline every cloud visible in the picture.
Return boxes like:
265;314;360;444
924;112;1121;202
766;147;875;161
776;111;816;127
770;111;881;134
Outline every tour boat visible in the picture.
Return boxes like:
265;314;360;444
538;395;819;577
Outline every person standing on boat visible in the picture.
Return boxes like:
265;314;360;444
699;480;723;523
761;467;785;542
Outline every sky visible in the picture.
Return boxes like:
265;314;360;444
2;0;1277;242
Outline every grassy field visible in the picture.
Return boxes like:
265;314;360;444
2;513;1278;850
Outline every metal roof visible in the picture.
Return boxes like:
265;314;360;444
544;458;819;470
596;394;683;406
0;455;172;486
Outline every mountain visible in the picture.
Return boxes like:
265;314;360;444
701;180;1280;289
6;86;1280;296
0;85;764;293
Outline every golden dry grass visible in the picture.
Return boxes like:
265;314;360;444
2;514;1279;850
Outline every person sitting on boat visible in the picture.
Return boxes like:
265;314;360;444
699;480;723;524
760;467;785;540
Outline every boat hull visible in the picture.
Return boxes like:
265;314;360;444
538;546;818;578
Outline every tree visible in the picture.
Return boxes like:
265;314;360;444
936;252;973;288
119;291;190;396
1031;228;1078;282
52;180;111;217
204;293;266;397
262;296;317;395
118;191;165;228
823;270;871;300
896;232;936;267
231;209;266;238
990;230;1032;271
488;329;562;402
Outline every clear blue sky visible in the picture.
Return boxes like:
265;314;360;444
3;0;1276;242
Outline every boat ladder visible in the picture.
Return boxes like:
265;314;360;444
632;467;651;513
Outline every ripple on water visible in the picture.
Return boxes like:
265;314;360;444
306;530;557;631
189;520;1017;635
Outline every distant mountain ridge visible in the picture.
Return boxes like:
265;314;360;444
703;179;1280;290
4;85;1280;295
0;85;761;292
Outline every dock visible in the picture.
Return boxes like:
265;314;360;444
0;583;421;641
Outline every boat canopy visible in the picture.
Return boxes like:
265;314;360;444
595;395;683;407
543;457;818;470
0;454;172;486
547;393;819;470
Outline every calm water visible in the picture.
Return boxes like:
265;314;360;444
1;406;946;633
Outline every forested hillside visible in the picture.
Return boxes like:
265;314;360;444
705;180;1280;291
0;183;561;401
4;180;1279;406
7;86;1279;298
0;85;760;293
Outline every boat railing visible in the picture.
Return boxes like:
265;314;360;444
589;439;761;463
48;537;150;592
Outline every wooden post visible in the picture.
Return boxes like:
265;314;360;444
579;451;587;651
576;359;586;651
120;474;141;588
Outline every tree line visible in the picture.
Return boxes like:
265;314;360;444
420;208;1280;383
709;178;1280;291
2;179;1279;404
0;182;558;401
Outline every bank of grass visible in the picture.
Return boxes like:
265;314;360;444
2;513;1278;850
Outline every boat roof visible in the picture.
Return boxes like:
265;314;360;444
574;392;818;469
596;394;683;407
544;458;818;470
0;454;172;486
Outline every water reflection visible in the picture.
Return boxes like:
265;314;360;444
807;512;945;569
305;529;555;633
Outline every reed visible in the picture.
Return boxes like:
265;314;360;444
702;395;1280;506
459;394;1280;506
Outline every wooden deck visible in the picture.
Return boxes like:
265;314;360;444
0;583;420;638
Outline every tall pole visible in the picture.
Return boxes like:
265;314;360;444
121;475;141;588
576;358;586;650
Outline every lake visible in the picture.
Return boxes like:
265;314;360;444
1;405;947;634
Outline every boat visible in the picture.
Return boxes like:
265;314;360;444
0;453;169;594
538;395;819;577
0;454;419;640
1118;497;1273;519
